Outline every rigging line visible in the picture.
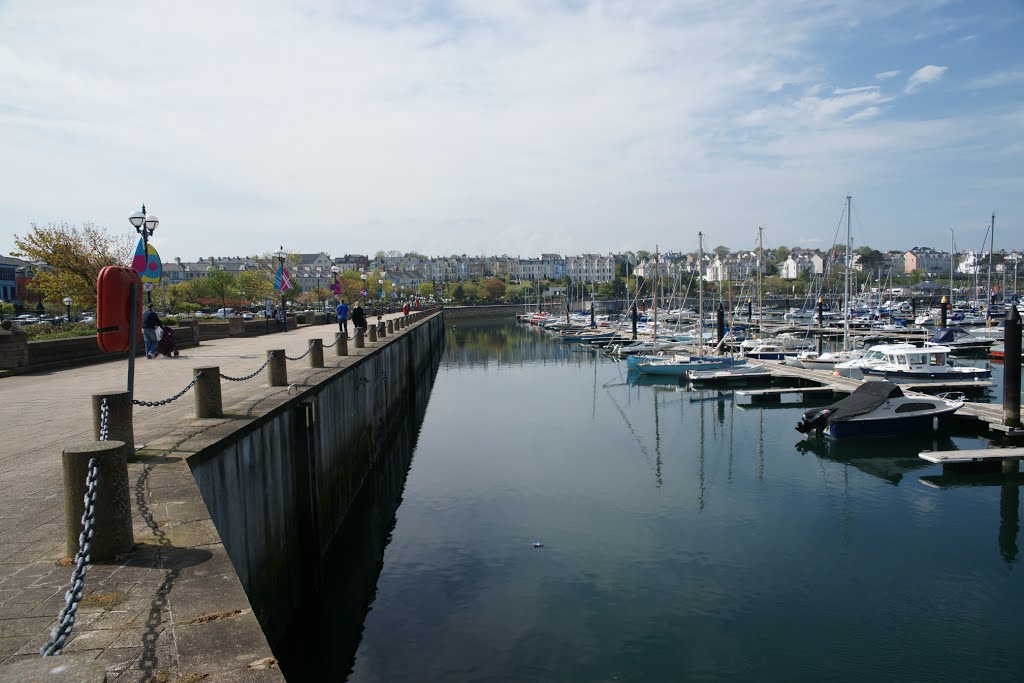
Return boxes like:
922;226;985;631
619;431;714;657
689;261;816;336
604;387;652;464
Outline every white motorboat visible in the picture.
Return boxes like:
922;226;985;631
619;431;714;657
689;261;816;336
796;380;964;438
925;327;996;354
858;344;991;383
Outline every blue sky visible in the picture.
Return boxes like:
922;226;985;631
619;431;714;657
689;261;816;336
1;0;1022;261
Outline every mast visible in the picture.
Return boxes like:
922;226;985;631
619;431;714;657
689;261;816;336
950;227;955;304
653;245;659;340
988;212;995;319
757;226;764;340
698;233;704;353
843;195;851;352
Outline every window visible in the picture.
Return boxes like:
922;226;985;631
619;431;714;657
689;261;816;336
894;402;938;413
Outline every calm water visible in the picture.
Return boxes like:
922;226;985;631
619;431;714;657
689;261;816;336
286;320;1023;682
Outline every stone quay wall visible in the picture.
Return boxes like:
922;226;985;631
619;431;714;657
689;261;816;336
187;312;445;649
443;304;519;320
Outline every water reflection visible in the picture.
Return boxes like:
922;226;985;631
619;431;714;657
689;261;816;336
276;339;442;680
795;434;955;486
305;321;1024;682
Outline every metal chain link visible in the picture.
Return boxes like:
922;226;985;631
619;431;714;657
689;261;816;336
285;341;315;361
40;458;99;656
99;397;109;442
132;371;203;407
322;335;340;348
220;351;275;382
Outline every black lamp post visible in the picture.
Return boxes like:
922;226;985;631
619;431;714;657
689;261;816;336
128;204;159;305
275;246;287;331
63;296;73;323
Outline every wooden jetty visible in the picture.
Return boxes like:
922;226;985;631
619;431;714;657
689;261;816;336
740;361;1020;437
919;447;1024;465
919;447;1024;475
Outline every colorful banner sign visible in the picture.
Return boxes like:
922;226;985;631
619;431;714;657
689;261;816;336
131;238;162;283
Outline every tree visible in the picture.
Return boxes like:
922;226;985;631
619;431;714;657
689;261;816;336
205;268;238;312
481;277;506;301
636;250;651;261
713;245;730;257
12;222;133;305
236;269;274;307
856;247;885;274
775;246;791;262
405;252;428;260
418;282;435;299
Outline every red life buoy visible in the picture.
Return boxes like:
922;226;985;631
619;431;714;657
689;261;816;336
96;266;143;352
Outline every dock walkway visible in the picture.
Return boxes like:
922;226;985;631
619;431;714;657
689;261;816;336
751;361;1020;429
0;312;423;681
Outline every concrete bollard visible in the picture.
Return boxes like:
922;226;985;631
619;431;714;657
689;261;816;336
387;320;394;335
62;440;134;561
267;349;287;386
368;325;377;342
309;339;324;368
354;329;365;348
378;322;387;338
335;332;348;356
92;391;134;452
193;366;223;418
397;316;404;330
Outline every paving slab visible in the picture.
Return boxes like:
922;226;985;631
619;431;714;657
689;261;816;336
0;313;428;681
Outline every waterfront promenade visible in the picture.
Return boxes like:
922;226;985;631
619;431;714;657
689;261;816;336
0;312;419;681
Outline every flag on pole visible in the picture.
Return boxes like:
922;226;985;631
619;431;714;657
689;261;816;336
391;289;398;299
274;264;293;292
360;288;368;298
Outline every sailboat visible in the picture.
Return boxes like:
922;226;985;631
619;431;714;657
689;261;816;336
634;234;746;376
785;196;865;370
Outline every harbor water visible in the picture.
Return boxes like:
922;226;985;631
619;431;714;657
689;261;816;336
283;320;1022;682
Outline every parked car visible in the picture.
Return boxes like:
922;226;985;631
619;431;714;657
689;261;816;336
13;314;39;325
241;312;255;320
211;308;234;318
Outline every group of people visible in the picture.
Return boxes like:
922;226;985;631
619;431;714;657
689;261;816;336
335;300;412;338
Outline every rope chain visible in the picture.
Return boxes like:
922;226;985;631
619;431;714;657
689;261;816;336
40;457;99;656
220;351;275;382
323;335;340;348
285;341;315;361
132;372;203;407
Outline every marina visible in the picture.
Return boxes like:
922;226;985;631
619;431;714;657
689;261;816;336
285;317;1023;682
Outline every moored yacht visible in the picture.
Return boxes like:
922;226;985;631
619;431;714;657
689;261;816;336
859;344;990;383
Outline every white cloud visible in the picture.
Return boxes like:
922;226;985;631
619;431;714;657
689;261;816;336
904;65;948;93
966;69;1024;90
0;3;1019;256
875;70;901;80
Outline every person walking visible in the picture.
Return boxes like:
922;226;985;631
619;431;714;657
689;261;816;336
351;301;367;337
336;299;349;334
142;303;161;359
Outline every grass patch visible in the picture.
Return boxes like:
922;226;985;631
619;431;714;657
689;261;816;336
80;590;129;610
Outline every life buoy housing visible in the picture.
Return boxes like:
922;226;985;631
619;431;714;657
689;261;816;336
96;266;142;352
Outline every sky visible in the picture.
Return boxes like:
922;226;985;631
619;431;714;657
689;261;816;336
1;0;1022;261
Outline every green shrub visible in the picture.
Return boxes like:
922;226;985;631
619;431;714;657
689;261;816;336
23;322;98;341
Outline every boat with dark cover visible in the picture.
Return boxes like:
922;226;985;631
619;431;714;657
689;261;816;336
795;381;963;439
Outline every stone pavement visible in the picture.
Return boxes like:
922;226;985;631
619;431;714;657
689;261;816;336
0;312;424;681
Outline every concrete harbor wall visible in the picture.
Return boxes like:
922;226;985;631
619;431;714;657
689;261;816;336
444;304;518;320
187;312;445;649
